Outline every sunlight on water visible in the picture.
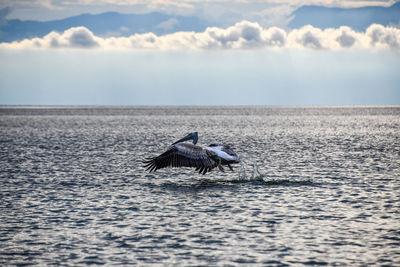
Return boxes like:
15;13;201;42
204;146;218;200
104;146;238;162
1;106;399;266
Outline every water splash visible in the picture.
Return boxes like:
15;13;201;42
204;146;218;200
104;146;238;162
236;160;316;186
238;159;264;182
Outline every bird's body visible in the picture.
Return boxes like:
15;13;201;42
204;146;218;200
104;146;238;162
143;132;240;175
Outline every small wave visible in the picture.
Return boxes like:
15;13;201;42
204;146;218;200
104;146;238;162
197;177;314;187
142;159;315;190
156;176;314;190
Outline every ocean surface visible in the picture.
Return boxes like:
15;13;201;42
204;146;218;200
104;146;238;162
1;106;399;266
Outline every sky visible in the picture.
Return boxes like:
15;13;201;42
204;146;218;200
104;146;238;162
0;0;399;105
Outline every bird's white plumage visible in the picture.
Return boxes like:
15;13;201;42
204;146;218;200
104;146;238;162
205;146;237;161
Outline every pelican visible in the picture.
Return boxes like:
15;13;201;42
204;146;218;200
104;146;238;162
143;132;240;175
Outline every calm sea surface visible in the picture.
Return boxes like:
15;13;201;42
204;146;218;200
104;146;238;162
1;106;399;266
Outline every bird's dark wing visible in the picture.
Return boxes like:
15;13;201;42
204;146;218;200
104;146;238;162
143;143;218;175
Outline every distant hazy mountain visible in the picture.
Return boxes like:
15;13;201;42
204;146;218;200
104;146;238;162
0;12;209;42
289;2;400;30
1;3;400;43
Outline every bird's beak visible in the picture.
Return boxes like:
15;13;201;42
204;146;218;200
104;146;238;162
172;133;192;145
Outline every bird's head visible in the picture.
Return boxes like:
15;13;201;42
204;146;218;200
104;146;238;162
172;132;198;145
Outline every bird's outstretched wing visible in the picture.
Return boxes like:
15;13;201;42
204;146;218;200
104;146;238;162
143;143;218;175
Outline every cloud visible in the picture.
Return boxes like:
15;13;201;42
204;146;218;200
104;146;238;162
286;25;370;49
156;18;179;31
1;22;400;50
367;23;400;48
7;26;100;48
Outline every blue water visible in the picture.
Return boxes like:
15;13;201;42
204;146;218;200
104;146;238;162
1;106;399;266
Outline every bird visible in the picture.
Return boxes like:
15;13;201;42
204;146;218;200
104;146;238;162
143;132;240;175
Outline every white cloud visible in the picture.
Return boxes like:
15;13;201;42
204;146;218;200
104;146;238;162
1;22;400;50
286;25;372;49
155;18;179;31
5;26;100;49
367;23;400;48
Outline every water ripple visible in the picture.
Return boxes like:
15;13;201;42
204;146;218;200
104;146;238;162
1;106;399;266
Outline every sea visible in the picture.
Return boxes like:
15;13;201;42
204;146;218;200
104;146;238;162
1;106;399;266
